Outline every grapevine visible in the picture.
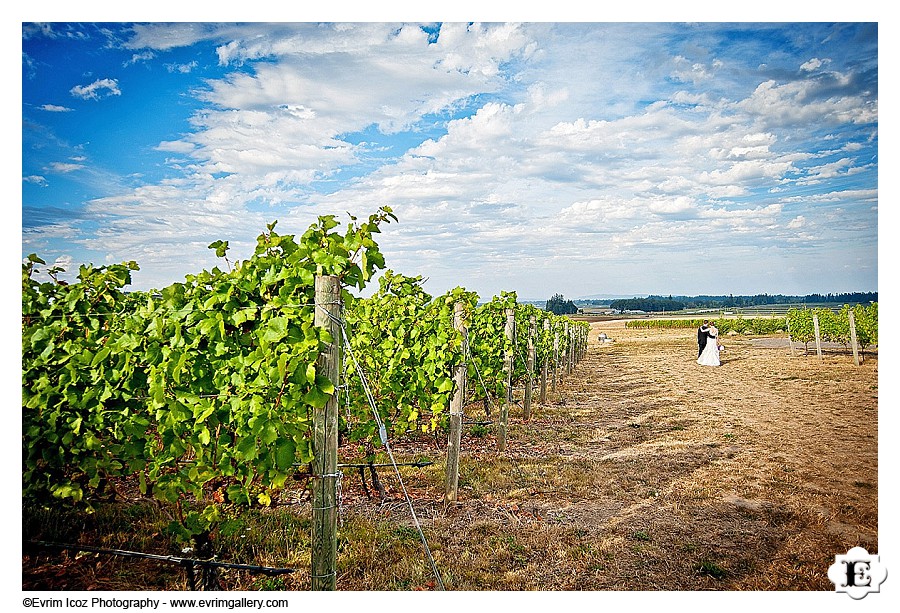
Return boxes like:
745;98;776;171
23;204;590;552
23;209;395;541
342;271;478;448
787;304;878;351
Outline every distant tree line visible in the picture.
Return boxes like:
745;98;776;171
609;297;685;312
597;292;877;312
545;293;578;315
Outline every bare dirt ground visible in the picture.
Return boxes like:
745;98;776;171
22;321;878;592
562;322;879;589
532;323;878;590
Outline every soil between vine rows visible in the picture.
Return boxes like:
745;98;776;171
22;321;878;591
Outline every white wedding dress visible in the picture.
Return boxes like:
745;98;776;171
697;328;721;366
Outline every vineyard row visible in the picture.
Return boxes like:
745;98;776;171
22;209;589;589
623;306;877;351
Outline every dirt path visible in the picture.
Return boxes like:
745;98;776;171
492;321;878;590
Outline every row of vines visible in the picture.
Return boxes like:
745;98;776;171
22;208;589;548
625;317;789;335
786;304;878;350
623;305;878;351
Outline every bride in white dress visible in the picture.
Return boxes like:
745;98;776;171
697;324;721;366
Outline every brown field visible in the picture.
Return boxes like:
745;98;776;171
23;321;878;592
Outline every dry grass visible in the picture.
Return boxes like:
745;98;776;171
23;322;877;591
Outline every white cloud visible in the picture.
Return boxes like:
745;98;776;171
780;188;877;205
76;178;272;288
52;254;75;271
739;78;876;128
800;58;829;72
700;159;796;186
116;23;539;218
27;23;876;297
40;104;72;112
70;78;121;100
256;31;870;296
125;22;230;51
23;23;89;41
166;60;198;74
124;51;155;67
648;196;697;216
47;162;84;173
197;24;527;134
23;175;48;186
671;55;721;84
803;157;854;181
156;140;197;154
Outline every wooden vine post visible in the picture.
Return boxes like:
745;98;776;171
573;326;578;365
848;310;861;366
552;329;559;394
498;308;515;452
445;301;467;502
311;275;341;591
540;318;550;403
524;314;535;420
813;313;823;361
572;328;581;370
574;326;580;363
787;318;795;357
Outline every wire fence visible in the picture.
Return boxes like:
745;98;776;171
25;540;297;591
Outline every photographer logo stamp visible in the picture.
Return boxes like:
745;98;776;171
827;546;887;599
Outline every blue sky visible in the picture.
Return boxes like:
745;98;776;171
20;18;880;300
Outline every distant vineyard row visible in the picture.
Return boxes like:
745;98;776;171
625;317;788;335
624;303;878;349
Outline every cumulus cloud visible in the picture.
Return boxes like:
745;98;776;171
122;22;539;216
267;26;872;296
70;78;121;100
648;196;697;216
671;55;721;84
738;77;877;128
27;23;876;296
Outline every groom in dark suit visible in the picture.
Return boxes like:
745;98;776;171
698;320;710;357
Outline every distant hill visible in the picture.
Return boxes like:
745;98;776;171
576;293;648;301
